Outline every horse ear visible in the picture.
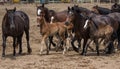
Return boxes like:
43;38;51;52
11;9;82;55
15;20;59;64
72;7;74;10
115;3;117;5
42;3;44;7
14;7;16;12
68;6;70;11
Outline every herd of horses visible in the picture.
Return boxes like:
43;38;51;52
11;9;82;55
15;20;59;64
2;3;120;57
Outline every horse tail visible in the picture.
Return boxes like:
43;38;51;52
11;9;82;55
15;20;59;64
71;37;79;53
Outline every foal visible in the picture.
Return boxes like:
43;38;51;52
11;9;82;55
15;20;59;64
37;15;69;55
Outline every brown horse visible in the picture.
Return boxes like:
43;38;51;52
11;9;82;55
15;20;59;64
37;14;72;55
2;7;32;57
37;4;70;50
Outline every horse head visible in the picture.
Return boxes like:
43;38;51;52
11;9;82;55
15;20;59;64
92;5;100;14
5;7;16;30
111;3;120;12
65;6;78;25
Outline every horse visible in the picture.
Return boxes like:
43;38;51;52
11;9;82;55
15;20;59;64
65;6;91;55
107;12;120;50
111;3;120;13
37;13;73;55
49;10;68;23
2;7;32;57
37;4;56;49
92;5;111;15
37;4;69;50
37;4;68;23
83;12;119;55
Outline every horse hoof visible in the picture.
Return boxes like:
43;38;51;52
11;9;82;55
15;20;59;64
28;48;32;54
19;50;22;55
80;53;86;56
2;55;5;57
105;51;111;54
63;52;65;55
46;51;49;55
39;52;42;55
19;52;22;55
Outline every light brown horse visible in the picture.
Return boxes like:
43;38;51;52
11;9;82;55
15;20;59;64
37;15;73;55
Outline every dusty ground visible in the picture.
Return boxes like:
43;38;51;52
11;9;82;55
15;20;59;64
0;3;120;69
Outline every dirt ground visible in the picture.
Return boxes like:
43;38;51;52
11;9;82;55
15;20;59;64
0;3;120;69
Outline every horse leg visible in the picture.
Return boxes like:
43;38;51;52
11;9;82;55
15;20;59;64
117;28;120;50
94;39;99;56
25;29;32;54
81;38;88;56
40;35;48;55
2;35;7;57
49;36;56;50
55;34;62;52
45;38;49;55
87;40;94;52
48;36;56;50
18;34;23;54
13;37;17;56
105;34;116;54
71;36;81;53
62;35;67;55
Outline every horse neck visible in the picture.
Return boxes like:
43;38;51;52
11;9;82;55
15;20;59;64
73;13;85;28
45;10;50;23
3;14;10;28
40;18;48;28
89;20;98;34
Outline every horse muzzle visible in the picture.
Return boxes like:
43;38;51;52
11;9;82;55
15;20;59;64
65;22;70;26
10;24;15;30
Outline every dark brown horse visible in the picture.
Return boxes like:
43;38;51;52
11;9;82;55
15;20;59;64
83;13;118;55
107;12;120;50
2;7;32;57
111;3;120;13
92;5;111;15
37;4;67;23
65;6;90;55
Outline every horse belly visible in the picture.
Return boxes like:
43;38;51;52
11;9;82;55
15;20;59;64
48;25;59;36
94;25;113;38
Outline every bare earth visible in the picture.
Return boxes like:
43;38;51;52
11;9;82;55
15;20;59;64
0;3;120;69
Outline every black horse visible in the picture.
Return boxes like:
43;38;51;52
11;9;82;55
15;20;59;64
65;6;91;55
111;3;120;13
2;7;32;57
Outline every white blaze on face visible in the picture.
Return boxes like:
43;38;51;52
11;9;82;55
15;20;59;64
84;19;89;29
50;16;54;24
69;11;72;14
37;9;41;15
